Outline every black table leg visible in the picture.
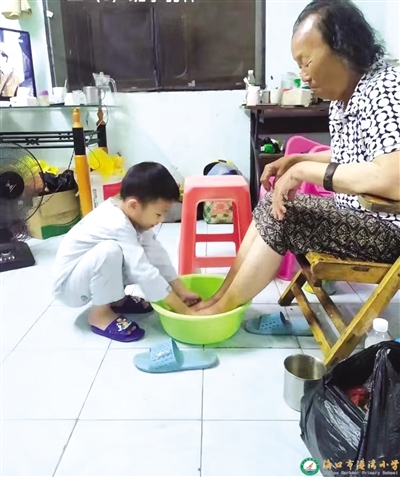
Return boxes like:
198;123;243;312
250;110;261;209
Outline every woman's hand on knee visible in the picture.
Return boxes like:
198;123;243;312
260;155;298;192
272;169;302;220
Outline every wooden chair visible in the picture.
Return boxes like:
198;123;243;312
279;193;400;368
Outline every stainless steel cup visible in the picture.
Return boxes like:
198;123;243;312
283;354;326;412
83;86;101;105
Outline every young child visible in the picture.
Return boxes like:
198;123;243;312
53;162;199;342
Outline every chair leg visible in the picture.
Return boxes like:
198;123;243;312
278;269;307;306
324;258;400;367
178;193;198;275
231;202;240;252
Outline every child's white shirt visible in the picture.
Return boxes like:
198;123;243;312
53;198;177;302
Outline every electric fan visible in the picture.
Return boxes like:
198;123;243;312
0;143;45;272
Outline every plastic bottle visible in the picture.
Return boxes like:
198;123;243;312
247;70;255;86
244;70;256;104
365;318;392;348
37;90;50;107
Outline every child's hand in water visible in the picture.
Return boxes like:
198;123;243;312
192;297;219;311
181;291;201;307
172;279;201;307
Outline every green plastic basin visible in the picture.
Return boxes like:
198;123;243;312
151;274;250;345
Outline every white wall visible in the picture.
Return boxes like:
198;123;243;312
384;0;400;60
358;0;399;58
108;90;250;179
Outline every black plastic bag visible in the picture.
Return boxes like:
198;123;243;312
300;342;400;475
41;170;77;195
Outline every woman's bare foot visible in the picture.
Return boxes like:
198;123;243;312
195;296;243;315
89;304;119;330
196;303;223;316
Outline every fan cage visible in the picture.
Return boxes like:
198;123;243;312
0;143;45;226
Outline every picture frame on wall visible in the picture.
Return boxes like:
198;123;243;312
0;27;37;100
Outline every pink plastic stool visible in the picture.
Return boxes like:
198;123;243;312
258;136;332;280
179;176;252;275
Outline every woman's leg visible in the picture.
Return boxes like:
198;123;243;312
208;233;283;313
198;193;400;315
218;221;260;291
195;221;259;309
198;194;287;314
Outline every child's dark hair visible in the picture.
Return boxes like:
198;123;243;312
120;162;180;203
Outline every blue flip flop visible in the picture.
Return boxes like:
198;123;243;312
244;312;312;336
134;338;218;373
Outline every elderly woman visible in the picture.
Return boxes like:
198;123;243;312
195;0;400;316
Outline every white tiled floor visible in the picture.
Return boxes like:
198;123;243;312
1;222;399;477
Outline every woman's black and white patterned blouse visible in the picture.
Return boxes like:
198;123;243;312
329;59;400;227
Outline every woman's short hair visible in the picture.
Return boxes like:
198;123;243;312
293;0;385;73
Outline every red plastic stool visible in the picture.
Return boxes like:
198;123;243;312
179;175;252;275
